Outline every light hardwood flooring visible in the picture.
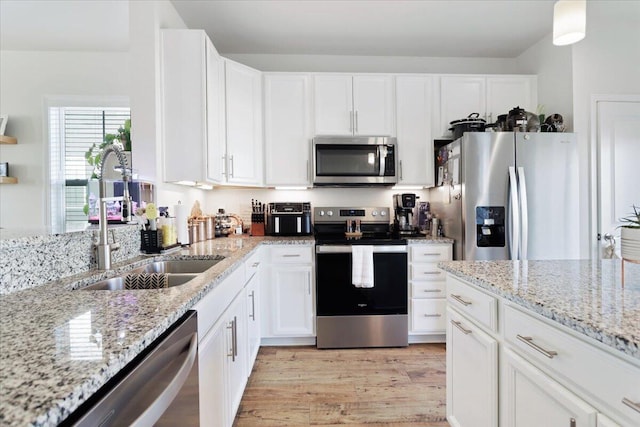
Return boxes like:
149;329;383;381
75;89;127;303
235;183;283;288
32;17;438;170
233;344;448;426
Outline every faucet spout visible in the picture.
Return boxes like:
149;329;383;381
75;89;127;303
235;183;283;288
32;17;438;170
95;144;131;270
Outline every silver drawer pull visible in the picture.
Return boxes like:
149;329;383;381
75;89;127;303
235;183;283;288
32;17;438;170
422;289;441;293
451;320;472;335
424;314;442;318
282;254;301;258
450;294;472;306
422;252;441;256
516;335;558;359
622;397;640;413
423;271;442;275
251;262;260;267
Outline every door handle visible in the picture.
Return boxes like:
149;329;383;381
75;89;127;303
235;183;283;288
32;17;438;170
508;166;520;260
229;155;235;178
517;166;528;259
355;110;359;133
622;398;640;413
249;291;256;320
451;320;472;335
516;335;558;359
450;294;472;306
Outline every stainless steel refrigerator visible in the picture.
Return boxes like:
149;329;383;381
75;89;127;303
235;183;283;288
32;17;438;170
430;132;580;261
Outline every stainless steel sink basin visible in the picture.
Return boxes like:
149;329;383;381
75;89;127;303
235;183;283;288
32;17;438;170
139;259;223;274
81;273;198;290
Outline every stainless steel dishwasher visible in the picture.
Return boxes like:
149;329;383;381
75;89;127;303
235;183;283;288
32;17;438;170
63;311;200;426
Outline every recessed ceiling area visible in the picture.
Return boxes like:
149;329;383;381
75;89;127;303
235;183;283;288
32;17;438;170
0;0;556;58
170;0;555;58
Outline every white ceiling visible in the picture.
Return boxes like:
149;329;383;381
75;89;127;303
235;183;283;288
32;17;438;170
0;0;556;58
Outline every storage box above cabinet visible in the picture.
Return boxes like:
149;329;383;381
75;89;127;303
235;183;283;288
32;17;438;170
160;29;225;184
313;74;395;136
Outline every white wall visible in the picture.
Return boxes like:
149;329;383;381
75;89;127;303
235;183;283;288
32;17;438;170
572;0;640;257
0;50;129;228
516;33;573;130
225;53;520;74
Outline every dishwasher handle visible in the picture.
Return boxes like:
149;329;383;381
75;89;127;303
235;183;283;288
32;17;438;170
131;332;198;427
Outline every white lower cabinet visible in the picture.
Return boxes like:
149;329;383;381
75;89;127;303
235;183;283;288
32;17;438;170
446;307;498;427
245;252;262;371
502;348;597;427
261;244;315;342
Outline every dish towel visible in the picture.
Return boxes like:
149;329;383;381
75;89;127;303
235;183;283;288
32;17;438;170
124;273;169;290
352;245;374;288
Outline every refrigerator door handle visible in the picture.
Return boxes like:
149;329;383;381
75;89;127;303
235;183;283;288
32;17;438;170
517;166;529;260
508;166;520;260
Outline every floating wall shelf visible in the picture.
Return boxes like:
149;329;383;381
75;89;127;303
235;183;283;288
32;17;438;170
0;135;18;144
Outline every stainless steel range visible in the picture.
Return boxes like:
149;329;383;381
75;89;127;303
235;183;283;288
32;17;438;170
314;207;408;349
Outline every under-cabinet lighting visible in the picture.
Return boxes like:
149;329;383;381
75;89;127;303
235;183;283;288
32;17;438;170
274;186;309;190
392;185;425;190
553;0;586;46
175;180;196;186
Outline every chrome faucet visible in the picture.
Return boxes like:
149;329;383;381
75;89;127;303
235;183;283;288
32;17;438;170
95;144;132;270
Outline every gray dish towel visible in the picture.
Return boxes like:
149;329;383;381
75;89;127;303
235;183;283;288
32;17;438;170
124;273;169;290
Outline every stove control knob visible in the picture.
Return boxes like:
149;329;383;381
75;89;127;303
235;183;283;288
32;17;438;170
371;210;378;217
318;210;325;216
327;210;333;217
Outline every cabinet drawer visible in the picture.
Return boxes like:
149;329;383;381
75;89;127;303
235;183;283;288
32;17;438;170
410;244;452;262
411;281;445;299
269;245;313;264
411;299;446;332
504;304;640;426
446;275;497;332
411;264;446;282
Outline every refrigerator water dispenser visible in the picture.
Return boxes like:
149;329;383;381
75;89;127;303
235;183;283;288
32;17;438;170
476;207;505;247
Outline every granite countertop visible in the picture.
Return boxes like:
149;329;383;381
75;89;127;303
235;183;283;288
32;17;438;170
0;236;313;427
439;259;640;362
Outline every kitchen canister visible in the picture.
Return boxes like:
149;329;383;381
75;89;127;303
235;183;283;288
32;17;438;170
203;216;215;240
188;222;200;245
196;218;206;242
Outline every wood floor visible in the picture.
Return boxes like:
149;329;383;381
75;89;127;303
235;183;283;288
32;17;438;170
233;344;448;426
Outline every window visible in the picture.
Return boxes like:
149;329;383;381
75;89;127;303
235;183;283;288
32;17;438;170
48;104;130;233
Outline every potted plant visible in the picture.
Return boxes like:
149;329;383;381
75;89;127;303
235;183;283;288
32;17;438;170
619;205;640;261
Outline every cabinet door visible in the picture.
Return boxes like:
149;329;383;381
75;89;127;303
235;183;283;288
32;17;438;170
439;76;486;137
205;38;226;183
396;75;434;186
446;307;498;427
225;59;263;185
313;74;353;135
198;317;228;427
245;273;261;371
161;30;208;183
486;76;536;123
264;74;312;186
352;75;395;136
268;265;314;336
502;348;598;427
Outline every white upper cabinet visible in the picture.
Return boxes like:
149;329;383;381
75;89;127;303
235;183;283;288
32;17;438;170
313;74;395;136
160;29;224;184
439;75;537;137
395;75;436;186
224;59;263;186
263;74;313;186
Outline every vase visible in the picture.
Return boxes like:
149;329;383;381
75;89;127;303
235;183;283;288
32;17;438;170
620;227;640;260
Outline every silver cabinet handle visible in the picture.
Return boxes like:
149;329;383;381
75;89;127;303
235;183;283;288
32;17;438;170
424;314;442;318
221;155;227;177
450;294;472;306
355;110;358;133
282;254;301;258
570;418;576;427
422;252;441;256
233;316;238;359
422;289;441;293
229;155;234;178
423;271;442;275
622;398;640;413
516;335;558;359
399;160;403;180
249;291;256;321
350;111;353;133
451;320;472;335
227;320;235;361
251;262;260;267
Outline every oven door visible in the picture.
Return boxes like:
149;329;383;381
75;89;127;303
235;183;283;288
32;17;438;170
315;245;407;316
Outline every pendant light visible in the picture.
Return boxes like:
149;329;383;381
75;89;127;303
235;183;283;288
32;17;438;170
553;0;586;45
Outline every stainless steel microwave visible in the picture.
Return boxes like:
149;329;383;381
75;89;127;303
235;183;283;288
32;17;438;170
312;136;398;186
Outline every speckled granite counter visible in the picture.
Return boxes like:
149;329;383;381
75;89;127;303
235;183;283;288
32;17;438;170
439;259;640;361
0;236;313;427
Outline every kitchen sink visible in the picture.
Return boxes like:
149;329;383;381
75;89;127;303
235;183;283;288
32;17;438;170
80;273;198;290
78;257;225;291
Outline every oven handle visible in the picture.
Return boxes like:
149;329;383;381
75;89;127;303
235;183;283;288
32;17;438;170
316;245;407;254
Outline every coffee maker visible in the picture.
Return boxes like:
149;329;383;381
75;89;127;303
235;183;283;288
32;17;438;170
393;193;418;236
